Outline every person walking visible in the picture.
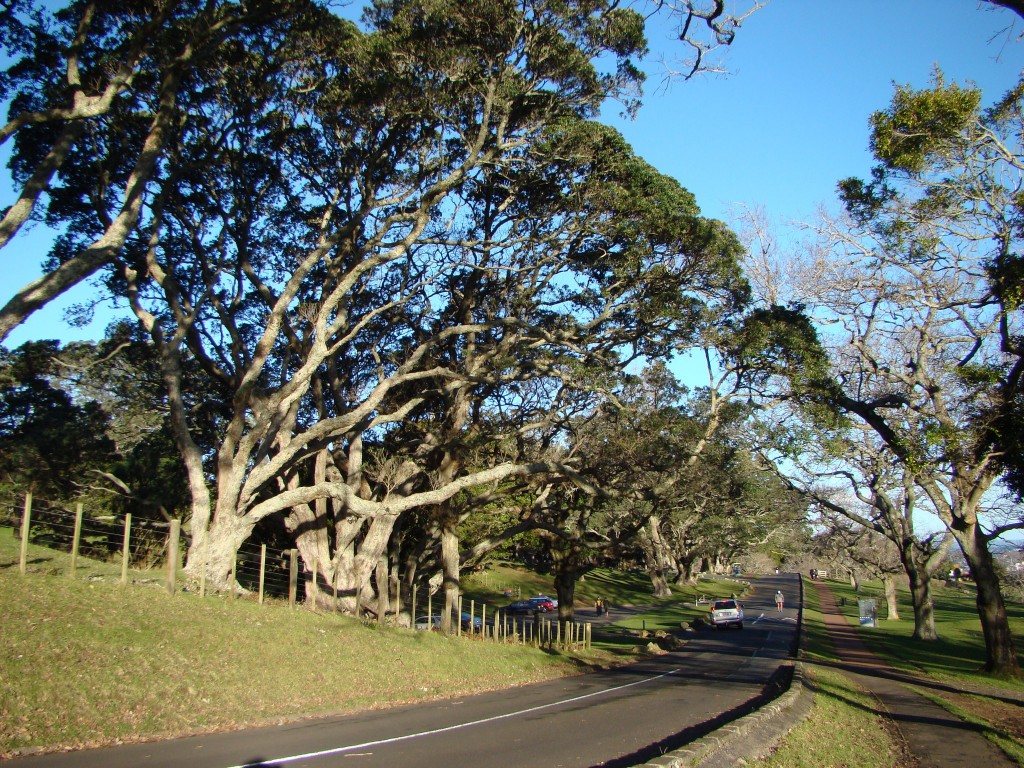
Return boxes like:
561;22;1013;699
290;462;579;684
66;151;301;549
775;590;785;611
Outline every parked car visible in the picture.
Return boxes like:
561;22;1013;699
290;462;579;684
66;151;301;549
461;612;483;631
709;599;744;630
414;615;443;630
533;594;559;608
505;600;534;613
526;597;555;612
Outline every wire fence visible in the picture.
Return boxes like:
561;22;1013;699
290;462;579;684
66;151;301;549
3;494;592;651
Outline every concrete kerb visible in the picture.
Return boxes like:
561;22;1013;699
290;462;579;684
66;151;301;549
635;662;812;768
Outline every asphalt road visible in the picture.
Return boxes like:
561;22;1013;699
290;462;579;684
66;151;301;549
9;574;800;768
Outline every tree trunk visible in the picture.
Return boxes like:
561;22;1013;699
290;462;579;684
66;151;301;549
195;512;256;592
284;494;333;609
639;524;672;598
883;574;900;621
955;528;1020;676
333;515;397;614
440;523;460;633
647;564;672;599
551;548;578;623
908;568;938;640
376;556;389;621
675;554;698;586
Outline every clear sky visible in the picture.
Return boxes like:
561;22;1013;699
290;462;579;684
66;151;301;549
605;0;1023;227
3;0;1023;348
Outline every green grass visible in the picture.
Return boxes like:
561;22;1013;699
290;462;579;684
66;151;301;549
0;568;598;757
815;577;1024;762
822;578;1024;686
20;521;1019;766
750;665;907;768
2;530;723;757
463;563;749;652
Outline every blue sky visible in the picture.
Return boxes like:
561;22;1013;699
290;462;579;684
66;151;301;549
3;0;1023;348
605;0;1023;226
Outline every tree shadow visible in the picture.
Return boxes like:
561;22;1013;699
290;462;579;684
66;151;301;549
0;556;51;569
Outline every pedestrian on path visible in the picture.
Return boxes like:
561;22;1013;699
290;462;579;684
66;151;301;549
775;590;784;611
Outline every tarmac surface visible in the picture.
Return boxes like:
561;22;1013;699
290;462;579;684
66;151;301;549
810;581;1019;768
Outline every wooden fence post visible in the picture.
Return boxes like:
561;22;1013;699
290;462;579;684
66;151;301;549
120;513;132;586
70;503;83;579
469;599;476;636
18;493;32;575
259;544;266;605
165;519;180;595
288;549;298;608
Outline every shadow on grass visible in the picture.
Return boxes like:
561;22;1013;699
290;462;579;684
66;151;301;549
810;580;1024;701
804;665;1005;732
0;556;52;569
808;651;1024;708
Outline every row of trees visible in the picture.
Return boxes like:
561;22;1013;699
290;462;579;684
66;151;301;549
1;0;798;632
3;0;1023;675
744;72;1024;675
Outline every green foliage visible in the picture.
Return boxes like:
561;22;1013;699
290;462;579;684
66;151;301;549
0;336;192;524
869;74;981;174
730;305;832;399
989;252;1024;310
0;342;118;505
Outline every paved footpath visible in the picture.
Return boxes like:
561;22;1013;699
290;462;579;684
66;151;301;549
814;581;1019;768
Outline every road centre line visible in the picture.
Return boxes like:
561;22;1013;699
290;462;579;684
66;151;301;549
222;667;685;768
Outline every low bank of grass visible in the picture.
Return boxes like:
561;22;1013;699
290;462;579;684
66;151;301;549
0;570;604;758
754;578;1024;767
751;665;908;768
0;527;764;759
1;532;648;758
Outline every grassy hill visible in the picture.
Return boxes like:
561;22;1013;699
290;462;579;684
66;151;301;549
1;527;744;757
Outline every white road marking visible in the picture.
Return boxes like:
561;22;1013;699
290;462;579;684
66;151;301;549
222;667;685;768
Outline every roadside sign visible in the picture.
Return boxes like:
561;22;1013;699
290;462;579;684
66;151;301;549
858;598;877;627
